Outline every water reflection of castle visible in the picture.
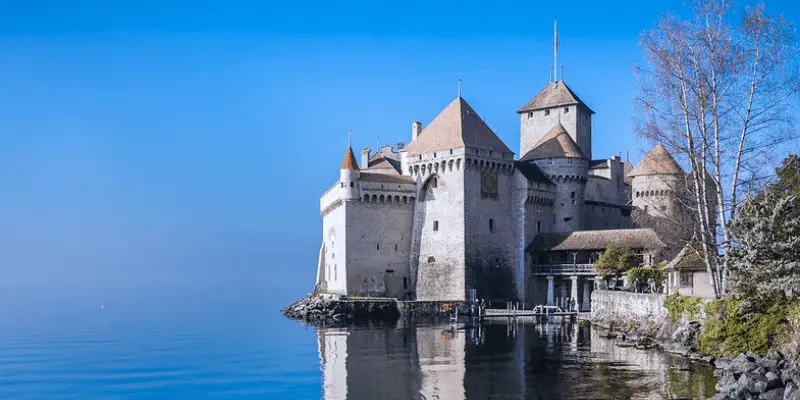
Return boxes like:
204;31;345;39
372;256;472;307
316;321;714;400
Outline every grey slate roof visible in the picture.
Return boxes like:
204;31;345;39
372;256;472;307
527;228;666;252
403;97;513;156
517;81;595;114
589;159;608;169
359;172;414;184
368;154;402;173
628;144;684;177
519;124;586;161
515;162;554;185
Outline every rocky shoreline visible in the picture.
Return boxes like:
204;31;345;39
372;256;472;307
711;351;799;400
282;296;401;323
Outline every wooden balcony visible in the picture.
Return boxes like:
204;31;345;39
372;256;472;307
530;264;598;276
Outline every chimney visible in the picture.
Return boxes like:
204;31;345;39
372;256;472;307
411;121;422;141
382;145;392;156
396;142;405;150
361;148;371;169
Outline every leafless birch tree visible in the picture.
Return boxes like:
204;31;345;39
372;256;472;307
635;1;800;297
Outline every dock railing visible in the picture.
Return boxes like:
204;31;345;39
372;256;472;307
530;263;597;275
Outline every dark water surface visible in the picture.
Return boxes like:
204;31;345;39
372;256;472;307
0;284;715;399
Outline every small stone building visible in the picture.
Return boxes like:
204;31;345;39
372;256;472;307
663;244;716;299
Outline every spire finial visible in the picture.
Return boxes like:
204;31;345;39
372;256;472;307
348;127;352;148
553;20;559;82
457;77;462;98
376;137;379;153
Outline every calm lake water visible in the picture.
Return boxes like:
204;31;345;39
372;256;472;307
0;284;716;399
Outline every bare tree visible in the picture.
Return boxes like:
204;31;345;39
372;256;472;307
635;0;800;297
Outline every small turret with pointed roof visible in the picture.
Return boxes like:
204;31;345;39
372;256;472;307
341;146;359;170
628;144;683;177
339;144;361;200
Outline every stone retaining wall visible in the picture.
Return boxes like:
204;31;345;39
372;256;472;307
591;290;668;327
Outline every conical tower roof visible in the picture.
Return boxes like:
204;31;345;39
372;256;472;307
628;144;683;177
404;97;512;156
340;146;359;170
520;123;586;161
517;81;594;114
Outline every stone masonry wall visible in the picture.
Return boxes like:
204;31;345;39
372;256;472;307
464;153;519;302
411;158;467;301
345;199;414;298
534;158;588;232
591;290;668;328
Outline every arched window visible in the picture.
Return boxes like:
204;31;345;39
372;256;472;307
427;256;436;263
363;194;369;202
394;196;400;203
379;195;385;202
410;196;416;202
387;196;392;204
403;196;408;204
371;195;378;202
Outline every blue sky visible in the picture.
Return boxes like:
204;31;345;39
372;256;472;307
1;0;798;302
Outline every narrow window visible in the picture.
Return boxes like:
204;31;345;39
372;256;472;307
395;244;398;251
350;182;354;187
548;158;553;165
568;158;573;164
433;221;439;231
489;219;494;232
334;265;337;280
644;205;649;213
570;192;576;199
434;153;437;157
544;109;550;116
450;149;453;155
489;151;492;157
340;182;344;188
528;112;533;118
403;278;408;289
537;221;542;233
564;107;569;113
377;243;380;250
572;200;576;205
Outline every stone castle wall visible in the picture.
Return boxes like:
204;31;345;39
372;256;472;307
534;158;588;232
345;199;414;298
411;157;467;301
463;155;519;302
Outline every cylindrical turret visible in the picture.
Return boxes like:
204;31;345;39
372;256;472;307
628;144;685;219
536;158;588;232
340;146;361;200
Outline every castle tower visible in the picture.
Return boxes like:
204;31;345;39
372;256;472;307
520;123;588;232
517;81;594;160
340;145;361;200
629;144;684;219
404;96;518;302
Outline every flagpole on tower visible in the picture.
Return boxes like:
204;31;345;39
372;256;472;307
554;20;559;83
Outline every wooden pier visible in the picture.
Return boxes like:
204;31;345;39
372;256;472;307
482;309;579;318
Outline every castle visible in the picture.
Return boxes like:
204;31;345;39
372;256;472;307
315;78;686;308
